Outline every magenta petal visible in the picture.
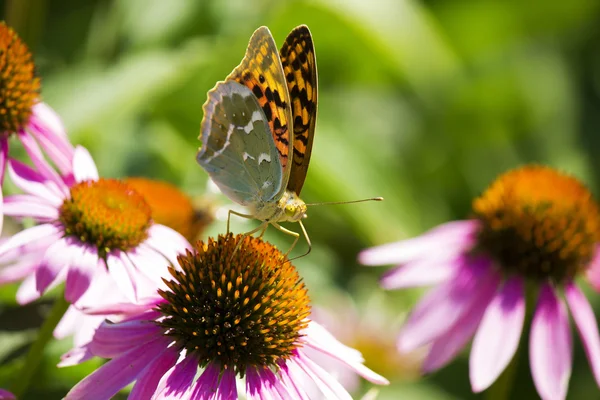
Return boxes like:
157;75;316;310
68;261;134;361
246;367;292;400
72;146;99;182
29;102;74;175
380;256;456;289
129;347;179;400
422;272;499;373
154;356;198;400
0;137;7;183
359;220;478;266
565;282;600;388
18;130;66;193
0;388;15;400
190;363;221;398
0;223;58;259
65;245;96;303
469;277;525;392
215;369;237;400
65;336;172;400
4;194;59;220
36;238;71;295
7;160;64;205
530;284;572;400
294;352;352;400
0;257;38;285
398;257;497;352
90;317;164;358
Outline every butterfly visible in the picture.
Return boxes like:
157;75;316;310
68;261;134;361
197;25;318;256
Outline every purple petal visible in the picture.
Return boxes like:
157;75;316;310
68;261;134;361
129;347;179;400
106;253;138;302
18;130;66;194
0;389;15;400
65;245;97;303
90;316;164;358
422;272;499;373
16;274;40;304
530;284;572;400
0;224;59;259
469;277;525;392
29;102;74;175
380;255;457;289
302;321;389;385
246;367;292;400
293;352;352;400
4;194;59;220
7;160;64;206
153;356;198;400
565;282;600;388
0;136;8;184
214;369;237;400
145;224;191;266
359;220;478;266
72;146;98;182
398;256;497;352
36;238;72;295
189;363;221;399
65;336;172;400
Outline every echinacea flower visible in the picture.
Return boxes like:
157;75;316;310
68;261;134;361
359;165;600;400
66;234;389;400
0;145;190;307
125;177;214;242
0;22;74;232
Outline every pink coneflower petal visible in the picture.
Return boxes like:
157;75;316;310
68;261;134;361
65;336;172;400
190;363;221;398
16;274;38;304
29;102;74;175
277;363;310;400
423;271;499;373
153;356;197;400
359;220;478;266
0;223;59;258
127;246;170;288
65;245;97;304
564;282;600;387
18;130;66;193
89;313;164;358
0;136;7;183
303;322;389;385
72;146;98;182
129;347;179;400
4;194;59;220
7;160;64;206
0;388;14;400
247;367;291;399
145;224;191;266
0;257;38;285
380;254;458;290
398;256;495;352
470;277;525;392
58;346;94;368
294;351;352;400
530;284;572;400
106;253;138;302
36;238;72;294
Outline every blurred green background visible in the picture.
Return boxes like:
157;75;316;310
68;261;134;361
1;0;600;398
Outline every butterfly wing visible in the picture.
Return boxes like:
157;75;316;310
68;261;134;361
197;80;283;206
280;25;318;196
226;26;293;199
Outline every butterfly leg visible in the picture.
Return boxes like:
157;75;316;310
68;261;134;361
271;220;311;260
230;221;269;260
227;209;255;234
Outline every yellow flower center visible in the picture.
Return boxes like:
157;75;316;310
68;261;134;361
157;234;311;376
0;22;39;134
125;177;213;242
59;179;152;258
472;165;600;283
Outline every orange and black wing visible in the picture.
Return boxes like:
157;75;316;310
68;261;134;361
280;25;318;196
226;26;293;192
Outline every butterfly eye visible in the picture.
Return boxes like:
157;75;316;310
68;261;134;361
284;204;296;216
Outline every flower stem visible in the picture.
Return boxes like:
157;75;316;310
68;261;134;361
10;293;70;397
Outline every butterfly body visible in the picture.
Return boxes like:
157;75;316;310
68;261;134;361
197;25;317;254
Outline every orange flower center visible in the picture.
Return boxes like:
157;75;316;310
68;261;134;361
472;165;600;283
0;22;39;134
157;234;311;376
59;179;152;258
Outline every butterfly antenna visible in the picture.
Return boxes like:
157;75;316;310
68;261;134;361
305;197;383;207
